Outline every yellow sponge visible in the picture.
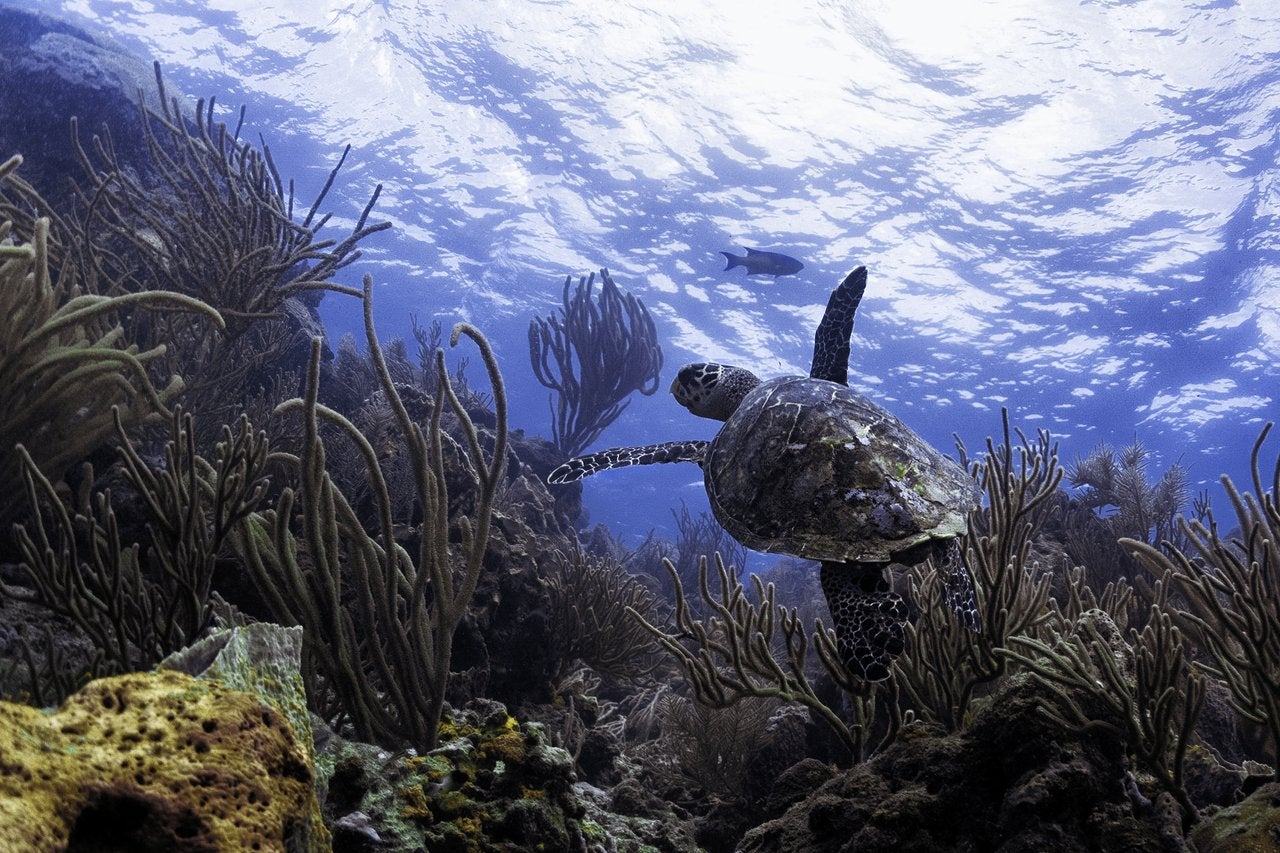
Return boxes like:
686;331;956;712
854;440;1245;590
0;669;316;852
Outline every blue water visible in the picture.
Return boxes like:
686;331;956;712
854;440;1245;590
42;0;1280;546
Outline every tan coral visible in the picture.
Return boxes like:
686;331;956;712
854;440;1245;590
0;669;318;852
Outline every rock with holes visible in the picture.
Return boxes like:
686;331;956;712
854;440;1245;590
0;668;318;852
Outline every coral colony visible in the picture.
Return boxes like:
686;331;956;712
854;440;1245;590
0;14;1278;852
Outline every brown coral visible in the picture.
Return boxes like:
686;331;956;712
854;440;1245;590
0;669;317;852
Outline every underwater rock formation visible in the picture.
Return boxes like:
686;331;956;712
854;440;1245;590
314;698;700;853
0;4;162;206
0;668;318;852
1191;782;1280;852
738;672;1186;853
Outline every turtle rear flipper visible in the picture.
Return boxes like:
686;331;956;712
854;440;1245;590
934;538;981;633
820;562;908;682
547;440;709;484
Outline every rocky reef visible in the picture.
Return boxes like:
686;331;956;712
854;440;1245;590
0;668;318;852
1;5;1279;853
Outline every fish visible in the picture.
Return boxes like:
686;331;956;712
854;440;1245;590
720;247;805;278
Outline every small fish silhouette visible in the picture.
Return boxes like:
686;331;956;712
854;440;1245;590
720;247;804;278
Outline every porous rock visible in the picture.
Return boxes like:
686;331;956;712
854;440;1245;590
0;668;317;852
313;699;699;853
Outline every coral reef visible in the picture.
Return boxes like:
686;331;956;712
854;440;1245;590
1067;438;1187;546
315;699;700;852
0;60;388;447
7;407;267;674
893;414;1061;732
1004;602;1205;823
737;672;1186;853
7;8;1280;851
1123;424;1280;775
544;545;667;686
0;668;317;852
632;552;880;759
1191;782;1280;852
230;275;508;752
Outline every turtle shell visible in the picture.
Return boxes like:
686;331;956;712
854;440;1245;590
703;376;978;563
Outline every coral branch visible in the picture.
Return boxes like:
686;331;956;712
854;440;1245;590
230;275;508;751
0;164;224;529
7;407;268;676
895;410;1059;729
629;553;883;761
1002;589;1205;824
529;268;663;458
1122;422;1280;774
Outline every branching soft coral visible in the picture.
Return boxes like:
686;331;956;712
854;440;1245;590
1067;438;1187;545
0;63;390;438
0;154;223;529
1123;423;1280;775
231;274;508;753
529;268;663;458
7;407;268;676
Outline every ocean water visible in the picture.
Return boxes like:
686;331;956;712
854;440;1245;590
41;0;1280;547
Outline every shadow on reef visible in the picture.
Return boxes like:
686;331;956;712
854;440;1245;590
3;6;1280;853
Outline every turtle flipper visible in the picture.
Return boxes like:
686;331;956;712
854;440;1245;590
926;537;983;630
547;440;709;484
820;561;908;682
809;266;867;386
934;539;981;633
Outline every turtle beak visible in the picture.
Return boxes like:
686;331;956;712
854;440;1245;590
670;376;693;413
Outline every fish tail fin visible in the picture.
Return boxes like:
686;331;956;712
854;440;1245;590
721;251;740;271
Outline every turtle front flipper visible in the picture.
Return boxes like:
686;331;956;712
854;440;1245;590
820;561;908;682
547;440;709;484
809;266;867;386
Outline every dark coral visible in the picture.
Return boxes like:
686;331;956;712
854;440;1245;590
529;268;663;459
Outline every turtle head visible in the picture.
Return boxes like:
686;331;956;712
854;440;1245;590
670;363;761;421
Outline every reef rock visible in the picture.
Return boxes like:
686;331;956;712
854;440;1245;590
450;427;581;708
0;668;318;852
739;672;1187;853
315;698;700;853
0;4;163;207
1190;782;1280;852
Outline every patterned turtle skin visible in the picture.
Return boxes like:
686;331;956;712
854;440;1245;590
548;266;980;681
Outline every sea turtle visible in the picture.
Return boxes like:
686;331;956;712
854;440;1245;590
548;267;980;680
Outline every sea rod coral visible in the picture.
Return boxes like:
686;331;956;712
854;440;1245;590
0;63;390;436
1123;423;1280;775
529;268;663;458
8;407;269;675
231;274;507;752
0;154;223;531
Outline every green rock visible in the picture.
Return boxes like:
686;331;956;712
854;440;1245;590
1191;782;1280;852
